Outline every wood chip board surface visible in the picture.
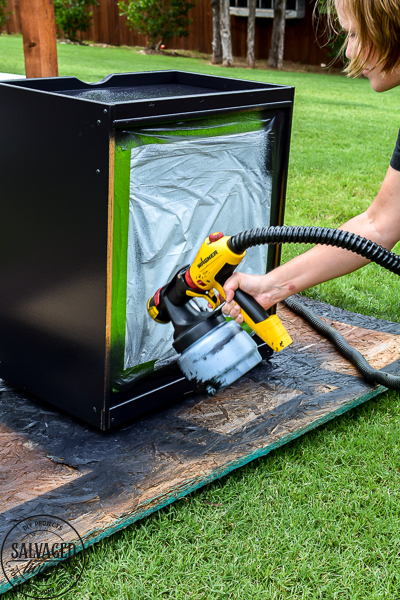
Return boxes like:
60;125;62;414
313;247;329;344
0;296;399;594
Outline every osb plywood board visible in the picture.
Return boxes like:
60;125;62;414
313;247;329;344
1;296;399;594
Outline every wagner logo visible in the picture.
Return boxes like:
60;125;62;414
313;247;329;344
1;514;85;599
197;250;217;269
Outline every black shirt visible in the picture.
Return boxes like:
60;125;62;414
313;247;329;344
391;129;400;171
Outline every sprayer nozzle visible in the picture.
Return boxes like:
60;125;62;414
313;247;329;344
147;288;170;324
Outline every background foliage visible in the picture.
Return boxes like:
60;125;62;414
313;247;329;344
54;0;98;41
0;0;11;32
118;0;196;50
316;0;347;60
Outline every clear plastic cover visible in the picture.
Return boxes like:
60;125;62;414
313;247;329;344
123;122;274;371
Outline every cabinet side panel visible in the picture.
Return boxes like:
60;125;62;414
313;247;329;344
0;84;110;426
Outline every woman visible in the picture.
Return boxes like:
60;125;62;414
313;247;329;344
223;0;400;323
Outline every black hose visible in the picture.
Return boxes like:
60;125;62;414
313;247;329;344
227;225;400;390
284;297;400;389
228;226;400;275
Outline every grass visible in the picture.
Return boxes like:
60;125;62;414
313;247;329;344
2;33;400;599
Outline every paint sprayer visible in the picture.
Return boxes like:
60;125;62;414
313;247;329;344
148;226;400;393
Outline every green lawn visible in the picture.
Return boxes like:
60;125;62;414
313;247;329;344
2;33;400;600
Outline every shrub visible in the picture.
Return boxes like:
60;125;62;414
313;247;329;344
119;0;196;51
0;0;11;32
54;0;98;42
316;0;346;61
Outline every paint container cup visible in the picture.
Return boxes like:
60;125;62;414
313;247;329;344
177;320;262;394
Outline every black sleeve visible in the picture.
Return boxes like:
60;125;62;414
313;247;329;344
390;129;400;171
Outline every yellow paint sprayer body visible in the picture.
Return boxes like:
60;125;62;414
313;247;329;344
188;233;292;353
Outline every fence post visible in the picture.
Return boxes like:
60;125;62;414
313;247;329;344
19;0;58;78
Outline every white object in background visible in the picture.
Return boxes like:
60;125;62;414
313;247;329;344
0;73;26;80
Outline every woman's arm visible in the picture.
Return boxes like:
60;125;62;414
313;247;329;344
223;166;400;323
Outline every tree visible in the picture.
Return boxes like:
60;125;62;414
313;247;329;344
219;0;233;66
247;0;256;68
0;0;11;32
267;0;286;70
119;0;196;51
210;0;222;64
54;0;98;42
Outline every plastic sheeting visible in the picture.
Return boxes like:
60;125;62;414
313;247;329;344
124;123;274;370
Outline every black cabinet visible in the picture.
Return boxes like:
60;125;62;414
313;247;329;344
0;70;294;429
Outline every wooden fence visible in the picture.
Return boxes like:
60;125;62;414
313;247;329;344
5;0;331;65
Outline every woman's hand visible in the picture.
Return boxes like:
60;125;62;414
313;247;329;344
222;272;276;324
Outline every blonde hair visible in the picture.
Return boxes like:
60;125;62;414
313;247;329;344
323;0;400;77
